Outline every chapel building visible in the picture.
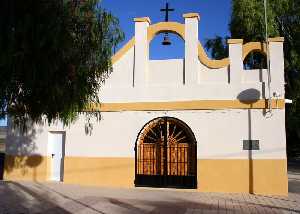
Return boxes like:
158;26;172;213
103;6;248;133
4;13;288;195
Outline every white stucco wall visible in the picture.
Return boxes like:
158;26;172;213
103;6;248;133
148;59;184;86
5;16;286;164
198;62;229;83
6;109;286;160
99;82;265;103
103;47;135;88
6;119;48;155
242;69;268;83
64;109;286;159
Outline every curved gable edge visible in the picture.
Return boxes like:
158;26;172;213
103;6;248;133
110;22;278;70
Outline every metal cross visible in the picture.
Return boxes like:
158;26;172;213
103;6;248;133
160;2;174;22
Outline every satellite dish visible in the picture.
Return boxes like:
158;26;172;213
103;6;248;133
237;89;260;105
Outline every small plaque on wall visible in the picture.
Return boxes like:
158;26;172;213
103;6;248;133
243;140;260;150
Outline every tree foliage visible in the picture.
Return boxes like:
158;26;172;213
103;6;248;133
0;0;124;127
230;0;291;41
204;36;229;60
205;0;300;159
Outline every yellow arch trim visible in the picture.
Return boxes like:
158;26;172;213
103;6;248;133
111;22;271;69
242;42;267;61
198;43;230;69
147;22;230;69
147;22;185;42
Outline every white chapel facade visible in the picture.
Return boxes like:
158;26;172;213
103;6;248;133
4;13;288;195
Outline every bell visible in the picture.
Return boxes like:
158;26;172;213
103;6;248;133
162;34;171;45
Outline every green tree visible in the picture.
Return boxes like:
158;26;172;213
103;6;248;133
0;0;124;127
205;0;300;159
204;36;229;60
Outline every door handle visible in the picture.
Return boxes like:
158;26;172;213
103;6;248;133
51;154;55;158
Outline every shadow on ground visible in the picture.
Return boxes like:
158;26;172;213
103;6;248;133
0;163;299;214
0;181;227;214
0;181;70;213
288;160;300;194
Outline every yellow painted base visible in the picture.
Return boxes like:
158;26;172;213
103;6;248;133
4;155;50;181
198;159;288;196
4;155;288;195
63;157;135;188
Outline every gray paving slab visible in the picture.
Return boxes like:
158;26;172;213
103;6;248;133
0;169;300;214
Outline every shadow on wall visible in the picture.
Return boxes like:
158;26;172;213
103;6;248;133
237;88;260;194
3;118;44;181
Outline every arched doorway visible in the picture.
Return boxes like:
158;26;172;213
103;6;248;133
134;117;197;188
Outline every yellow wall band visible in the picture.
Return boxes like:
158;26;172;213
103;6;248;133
4;155;288;195
198;159;288;195
88;99;285;112
64;157;135;188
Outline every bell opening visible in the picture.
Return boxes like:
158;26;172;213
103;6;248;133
162;34;171;46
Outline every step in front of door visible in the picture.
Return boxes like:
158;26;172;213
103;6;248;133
135;174;197;189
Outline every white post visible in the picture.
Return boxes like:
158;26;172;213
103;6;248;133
183;13;199;85
134;17;151;87
228;39;243;84
269;37;285;97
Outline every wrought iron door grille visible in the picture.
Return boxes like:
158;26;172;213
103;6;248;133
135;117;197;189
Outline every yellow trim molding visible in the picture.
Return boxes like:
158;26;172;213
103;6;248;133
147;22;230;69
111;37;135;64
198;42;230;68
133;17;151;24
110;21;232;69
110;21;280;69
88;99;285;112
183;13;200;20
227;39;243;44
268;37;284;42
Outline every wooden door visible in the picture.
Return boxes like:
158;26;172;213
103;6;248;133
135;117;197;188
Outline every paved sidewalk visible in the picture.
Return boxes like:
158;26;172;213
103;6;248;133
1;170;300;214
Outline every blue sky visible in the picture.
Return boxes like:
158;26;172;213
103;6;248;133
101;0;231;59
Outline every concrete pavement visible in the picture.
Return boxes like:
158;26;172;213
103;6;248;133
0;169;300;214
